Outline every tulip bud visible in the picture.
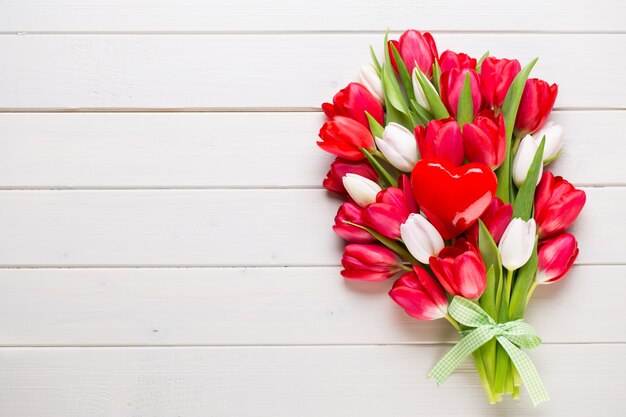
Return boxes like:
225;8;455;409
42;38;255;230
365;185;417;239
411;68;432;111
533;122;564;162
341;244;402;281
322;82;384;128
498;218;536;271
440;68;482;119
429;239;487;299
389;266;448;320
514;78;558;136
534;172;586;238
342;173;382;207
359;65;384;104
415;118;464;167
317;116;375;160
536;233;579;284
438;50;477;73
333;202;375;243
398;30;438;77
479;57;521;109
512;134;543;187
323;157;378;195
462;110;507;169
375;123;419;172
400;213;445;264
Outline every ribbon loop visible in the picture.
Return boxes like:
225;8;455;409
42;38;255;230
428;296;549;406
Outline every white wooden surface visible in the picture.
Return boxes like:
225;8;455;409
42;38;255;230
0;1;624;415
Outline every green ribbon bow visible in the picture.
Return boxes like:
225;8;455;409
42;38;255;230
428;296;549;406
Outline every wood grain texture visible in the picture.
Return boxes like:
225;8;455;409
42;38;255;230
0;265;621;346
0;110;622;188
0;187;614;266
1;345;624;416
1;34;624;109
0;0;623;32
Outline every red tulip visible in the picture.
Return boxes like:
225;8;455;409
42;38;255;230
440;68;482;118
439;50;477;73
535;172;586;238
514;78;558;136
465;197;513;245
480;57;521;108
323;157;378;195
462;109;507;169
536;233;579;284
322;82;384;128
387;40;400;72
317;116;375;160
429;239;487;299
399;174;419;214
415;118;464;167
341;244;402;281
389;266;448;320
333;202;376;243
365;186;415;239
397;30;438;77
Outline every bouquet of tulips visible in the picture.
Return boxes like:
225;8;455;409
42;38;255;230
317;30;586;406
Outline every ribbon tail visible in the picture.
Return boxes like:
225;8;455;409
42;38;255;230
497;336;550;406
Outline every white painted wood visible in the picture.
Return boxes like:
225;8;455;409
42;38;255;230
0;110;622;188
0;265;620;346
0;187;614;266
1;34;624;109
1;0;623;32
0;345;623;416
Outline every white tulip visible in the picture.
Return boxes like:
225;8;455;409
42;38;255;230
534;122;564;162
411;68;432;112
360;65;384;103
342;173;382;207
400;213;445;264
512;134;544;187
375;123;419;172
499;218;537;271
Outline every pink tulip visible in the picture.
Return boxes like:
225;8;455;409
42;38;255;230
462;109;507;169
438;50;477;73
415;118;464;167
322;82;384;128
514;78;558;136
323;157;378;195
389;266;448;320
429;239;487;299
535;172;586;238
440;68;482;118
399;174;419;214
317;116;375;160
536;233;579;284
365;186;416;239
333;202;376;243
341;244;402;281
480;57;521;109
397;30;438;77
465;197;513;245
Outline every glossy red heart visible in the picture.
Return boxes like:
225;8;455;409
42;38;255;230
411;159;497;239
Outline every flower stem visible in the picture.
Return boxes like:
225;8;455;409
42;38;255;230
505;269;514;304
525;280;539;308
444;314;461;331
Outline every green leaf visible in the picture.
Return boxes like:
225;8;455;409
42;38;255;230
476;51;489;73
509;239;538;319
456;73;474;127
381;33;410;117
432;60;442;93
389;43;415;104
365;112;384;138
360;147;398;188
495;58;538;204
478;220;502;320
344;221;417;263
544;152;561;165
413;67;450;120
410;99;434;124
408;110;427;127
369;46;382;77
512;137;545;220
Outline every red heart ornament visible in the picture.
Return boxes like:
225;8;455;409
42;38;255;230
411;159;497;239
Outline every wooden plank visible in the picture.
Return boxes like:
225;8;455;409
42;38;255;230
0;345;623;416
0;0;623;32
0;187;616;266
0;265;620;346
0;110;622;188
1;34;624;109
